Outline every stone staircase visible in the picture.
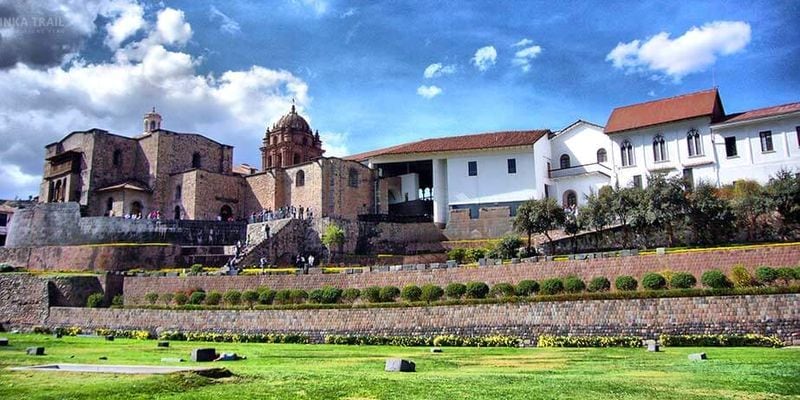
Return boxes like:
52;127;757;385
179;246;233;268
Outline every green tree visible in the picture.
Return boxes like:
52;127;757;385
608;185;644;248
563;206;583;254
687;181;735;245
514;198;566;254
723;180;770;241
321;224;346;262
578;187;613;249
766;169;800;237
644;174;688;246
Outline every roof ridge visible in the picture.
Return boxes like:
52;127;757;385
612;88;717;110
736;100;800;114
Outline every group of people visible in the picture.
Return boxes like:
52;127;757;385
250;205;313;223
107;210;162;220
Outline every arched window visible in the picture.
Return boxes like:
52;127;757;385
276;154;282;167
54;180;63;202
621;140;634;167
267;156;273;168
687;128;702;156
348;168;359;188
150;120;156;131
48;181;55;202
174;205;181;220
112;149;122;167
191;152;201;168
653;135;667;162
175;185;182;200
130;201;142;217
293;153;301;165
597;148;607;163
219;205;233;221
106;197;114;214
559;154;571;169
563;190;577;208
295;170;305;187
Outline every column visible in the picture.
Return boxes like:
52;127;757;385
432;158;448;228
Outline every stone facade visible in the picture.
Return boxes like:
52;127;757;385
0;275;49;327
45;294;800;345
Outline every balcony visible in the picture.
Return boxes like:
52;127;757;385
549;162;612;179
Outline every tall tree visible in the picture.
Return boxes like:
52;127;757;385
687;181;735;244
514;198;566;254
765;169;800;238
644;174;689;246
722;180;770;241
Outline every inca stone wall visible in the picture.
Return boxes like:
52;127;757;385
123;244;800;305
0;244;182;271
46;294;800;345
0;275;49;328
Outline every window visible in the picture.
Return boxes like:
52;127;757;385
544;184;551;199
150;120;156;131
348;168;359;187
112;149;122;167
507;158;516;174
293;153;301;164
468;161;477;176
267;156;272;168
633;175;642;189
559;154;570;169
687;128;702;156
0;213;7;227
724;136;738;157
683;168;694;190
759;131;774;152
621;140;634;166
597;148;607;163
175;185;182;201
796;127;800;147
652;135;667;162
563;190;577;208
295;170;305;187
191;152;201;168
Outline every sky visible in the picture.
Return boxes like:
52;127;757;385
0;0;798;199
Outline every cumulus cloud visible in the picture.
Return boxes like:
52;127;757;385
423;63;456;79
0;1;317;199
606;21;751;81
339;7;357;18
209;5;241;35
295;0;328;16
511;39;542;72
318;131;349;157
471;45;497;71
103;1;146;49
417;85;442;99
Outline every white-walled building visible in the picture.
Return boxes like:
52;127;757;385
548;120;612;208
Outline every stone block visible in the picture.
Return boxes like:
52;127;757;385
545;256;554;261
688;352;707;361
166;272;179;277
415;264;427;271
511;258;520;264
574;254;586;260
0;338;7;346
630;249;639;256
478;258;487;266
26;347;45;356
645;340;659;352
402;264;414;271
429;263;441;269
385;358;415;372
656;247;666;255
105;335;114;341
493;259;503;266
446;260;457;268
568;254;575;260
157;341;170;348
389;265;401;272
191;348;217;362
430;347;442;353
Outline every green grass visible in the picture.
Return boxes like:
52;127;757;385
0;334;798;399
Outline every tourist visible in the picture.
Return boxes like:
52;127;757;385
307;254;315;268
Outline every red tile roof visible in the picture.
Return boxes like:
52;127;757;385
345;130;550;161
605;88;723;134
719;101;800;124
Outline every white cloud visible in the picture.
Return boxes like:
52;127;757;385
606;21;751;81
423;63;456;79
416;85;442;99
340;7;357;18
319;131;349;157
209;5;241;35
471;46;497;71
103;1;146;49
155;8;192;46
511;42;542;73
0;2;314;199
296;0;328;16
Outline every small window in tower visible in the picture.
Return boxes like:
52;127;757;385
150;120;156;131
175;185;182;200
112;149;122;166
296;170;305;187
348;168;359;188
293;153;301;165
192;152;201;168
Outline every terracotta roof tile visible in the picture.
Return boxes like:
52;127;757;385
346;130;550;161
605;88;723;134
719;101;800;124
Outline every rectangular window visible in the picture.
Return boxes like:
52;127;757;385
759;131;774;152
724;136;738;157
633;175;642;189
0;213;6;227
544;184;550;199
796;127;800;147
468;161;477;176
683;168;694;190
507;158;516;174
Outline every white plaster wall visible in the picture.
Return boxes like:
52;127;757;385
446;147;538;205
551;123;611;168
533;137;551;200
553;174;610;208
399;173;420;201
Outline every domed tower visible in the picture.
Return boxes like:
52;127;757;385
143;107;162;134
260;104;324;170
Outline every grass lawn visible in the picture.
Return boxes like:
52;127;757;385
0;334;798;400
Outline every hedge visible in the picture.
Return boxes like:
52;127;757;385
324;334;520;347
658;334;783;347
158;330;310;344
537;335;642;348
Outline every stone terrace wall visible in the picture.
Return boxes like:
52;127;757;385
48;294;800;345
124;244;800;305
0;244;182;271
0;275;49;328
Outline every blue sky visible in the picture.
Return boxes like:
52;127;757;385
0;0;798;198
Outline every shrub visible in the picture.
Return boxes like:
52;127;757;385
242;290;259;307
111;295;124;307
274;289;291;304
658;334;783;348
465;248;486;263
173;292;188;306
537;335;642;348
379;286;400;302
341;288;360;303
189;264;204;274
615;275;638;291
587;277;611;292
465;281;490;299
0;263;15;273
730;265;755;287
701;270;732;289
420;284;444;303
489;283;516;298
540;278;564;295
445;283;467;299
496;235;523;259
668;272;696;289
86;293;105;308
515;280;539;296
205;291;222;305
447;248;466;264
776;267;796;285
755;267;779;285
310;286;342;304
161;292;174;305
363;286;382;303
188;291;206;305
289;289;308;304
144;292;159;305
641;273;667;290
563;276;586;293
223;290;242;306
400;285;422;302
